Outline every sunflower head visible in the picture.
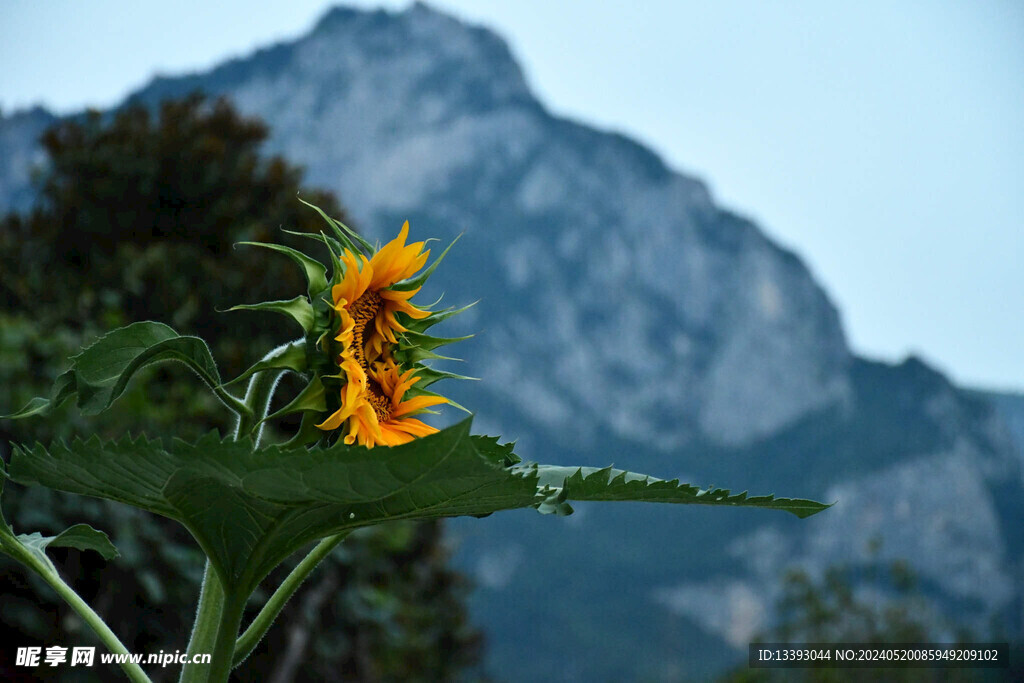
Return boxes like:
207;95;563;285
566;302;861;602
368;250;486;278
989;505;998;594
329;221;431;367
226;199;470;448
317;356;449;448
312;210;472;447
308;201;476;443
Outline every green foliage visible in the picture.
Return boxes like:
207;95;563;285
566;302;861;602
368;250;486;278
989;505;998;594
9;421;512;595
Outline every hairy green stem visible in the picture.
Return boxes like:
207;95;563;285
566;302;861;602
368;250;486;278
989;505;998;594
233;532;349;667
205;592;248;683
3;537;151;683
179;564;224;683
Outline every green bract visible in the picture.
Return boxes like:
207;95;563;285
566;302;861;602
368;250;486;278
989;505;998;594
0;200;829;683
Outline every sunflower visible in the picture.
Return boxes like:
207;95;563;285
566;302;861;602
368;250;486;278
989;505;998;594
315;357;448;448
310;216;465;446
331;221;431;367
232;201;463;448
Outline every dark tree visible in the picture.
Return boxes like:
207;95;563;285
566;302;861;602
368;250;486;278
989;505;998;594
3;93;342;380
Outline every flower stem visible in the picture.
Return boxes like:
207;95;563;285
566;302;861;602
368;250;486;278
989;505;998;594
233;532;349;667
3;537;151;683
205;591;248;683
179;563;224;683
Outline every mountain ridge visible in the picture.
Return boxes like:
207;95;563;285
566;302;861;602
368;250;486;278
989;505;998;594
97;2;854;450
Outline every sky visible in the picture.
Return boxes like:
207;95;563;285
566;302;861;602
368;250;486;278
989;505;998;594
2;0;1022;391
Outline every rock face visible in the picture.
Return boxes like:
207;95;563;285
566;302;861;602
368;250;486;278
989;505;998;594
2;4;1020;679
1;4;852;450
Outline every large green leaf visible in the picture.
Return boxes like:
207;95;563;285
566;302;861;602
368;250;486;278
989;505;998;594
7;418;828;596
2;321;231;418
6;420;538;595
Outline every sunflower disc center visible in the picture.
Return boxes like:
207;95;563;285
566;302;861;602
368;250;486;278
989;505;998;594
348;290;383;368
366;381;392;423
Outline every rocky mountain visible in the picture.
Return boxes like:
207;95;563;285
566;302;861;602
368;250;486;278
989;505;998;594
1;4;1020;679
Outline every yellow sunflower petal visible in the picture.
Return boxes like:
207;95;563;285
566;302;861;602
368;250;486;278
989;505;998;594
368;221;431;289
333;307;355;349
379;287;420;302
314;405;348;431
391;395;448;418
376;425;415;446
332;250;367;306
385;417;438;438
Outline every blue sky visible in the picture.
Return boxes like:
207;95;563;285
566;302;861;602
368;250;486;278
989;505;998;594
2;0;1022;390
